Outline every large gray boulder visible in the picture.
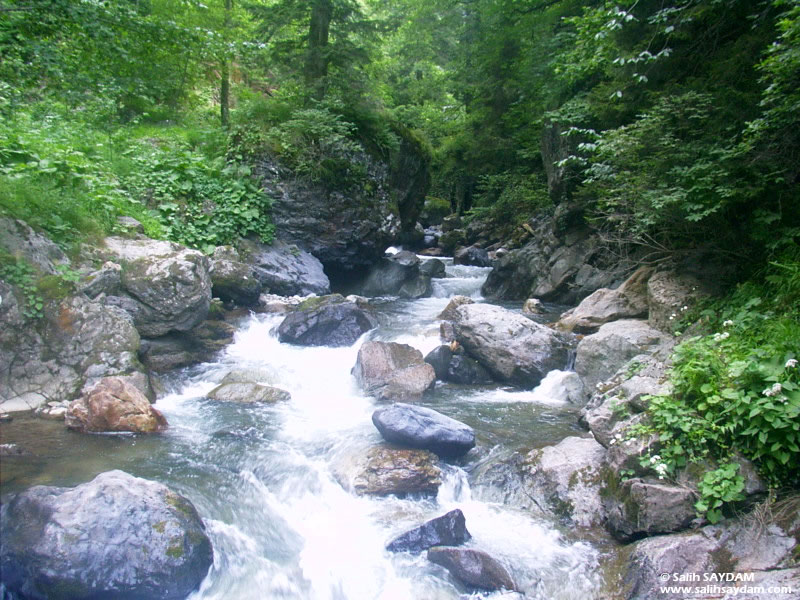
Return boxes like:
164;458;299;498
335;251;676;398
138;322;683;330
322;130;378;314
0;286;144;412
427;547;518;592
138;319;236;372
276;295;378;347
606;479;697;541
619;512;800;599
522;436;608;528
353;341;436;401
557;266;652;334
207;382;290;404
0;470;213;600
452;304;571;388
237;238;330;297
360;251;432;299
372;403;475;458
387;509;471;553
103;236;212;337
575;320;672;393
209;245;262;306
333;445;442;496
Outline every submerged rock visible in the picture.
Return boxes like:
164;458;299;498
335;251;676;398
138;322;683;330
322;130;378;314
0;470;213;600
353;341;436;401
66;376;167;433
427;547;517;592
207;382;290;404
334;445;442;496
452;303;571;388
276;295;378;347
387;509;471;553
372;403;475;458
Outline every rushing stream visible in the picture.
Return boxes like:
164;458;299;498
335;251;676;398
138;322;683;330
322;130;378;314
0;258;610;600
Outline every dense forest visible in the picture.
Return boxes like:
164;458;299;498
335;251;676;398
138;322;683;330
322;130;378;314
1;0;799;526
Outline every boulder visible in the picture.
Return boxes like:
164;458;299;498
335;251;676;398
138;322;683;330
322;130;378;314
427;547;517;592
207;382;290;403
334;445;441;496
66;376;167;433
606;478;697;541
446;354;495;385
78;261;123;299
452;303;571;388
219;368;278;386
437;295;474;321
0;217;69;274
0;470;213;600
209;246;262;306
522;436;608;528
0;287;143;412
103;237;212;337
556;266;652;334
276;296;378;347
387;509;471;553
353;341;436;401
419;258;446;278
424;345;453;380
237;239;330;297
372;403;475;458
619;510;800;599
454;245;491;267
575;320;672;393
647;270;711;332
360;251;432;299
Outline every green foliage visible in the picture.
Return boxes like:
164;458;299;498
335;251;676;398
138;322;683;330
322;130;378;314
467;172;551;226
264;105;366;187
420;196;451;226
122;139;274;254
695;463;746;524
0;256;44;319
636;253;800;517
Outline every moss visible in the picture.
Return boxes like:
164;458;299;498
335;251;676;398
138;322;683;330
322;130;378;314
152;521;166;533
165;492;195;519
297;294;343;311
166;541;184;559
36;275;74;302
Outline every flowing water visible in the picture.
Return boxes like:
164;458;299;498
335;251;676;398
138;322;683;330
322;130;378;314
0;258;609;600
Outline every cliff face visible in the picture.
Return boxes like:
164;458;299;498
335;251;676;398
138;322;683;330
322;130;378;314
257;130;430;273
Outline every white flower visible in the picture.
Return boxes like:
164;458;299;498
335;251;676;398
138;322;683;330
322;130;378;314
786;358;798;369
723;320;734;327
763;383;783;397
681;306;688;311
649;455;661;464
713;332;730;342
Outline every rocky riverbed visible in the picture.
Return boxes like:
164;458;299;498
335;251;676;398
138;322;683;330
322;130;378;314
2;218;798;599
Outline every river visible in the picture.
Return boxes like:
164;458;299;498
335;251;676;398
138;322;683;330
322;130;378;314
0;258;611;599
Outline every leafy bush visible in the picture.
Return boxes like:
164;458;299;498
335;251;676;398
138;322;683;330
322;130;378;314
636;251;800;520
122;142;274;254
264;105;366;188
467;172;551;225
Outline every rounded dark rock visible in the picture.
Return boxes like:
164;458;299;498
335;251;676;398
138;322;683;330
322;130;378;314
419;258;446;279
387;509;471;553
277;296;378;347
427;547;517;592
371;403;475;458
0;470;213;600
424;345;454;380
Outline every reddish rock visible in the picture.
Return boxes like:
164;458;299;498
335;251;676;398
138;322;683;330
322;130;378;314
66;377;167;433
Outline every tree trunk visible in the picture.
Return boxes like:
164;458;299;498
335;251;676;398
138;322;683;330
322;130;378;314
304;0;333;100
220;0;233;127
